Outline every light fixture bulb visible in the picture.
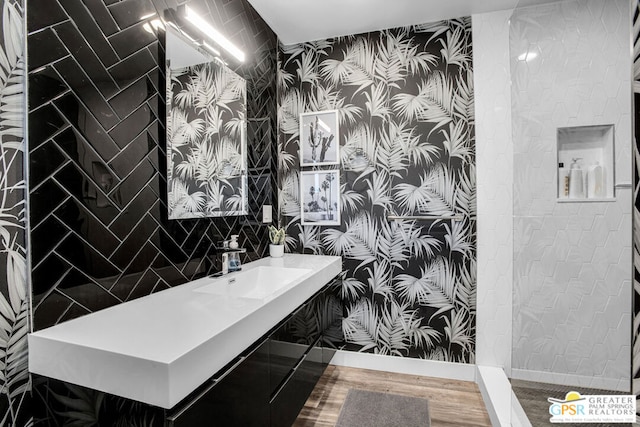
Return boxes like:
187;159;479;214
202;41;221;56
184;6;245;62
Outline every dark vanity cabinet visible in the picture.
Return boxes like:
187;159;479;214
269;300;321;397
270;339;326;427
166;339;270;427
166;284;339;426
269;290;329;427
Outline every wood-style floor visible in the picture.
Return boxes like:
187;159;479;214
293;365;492;427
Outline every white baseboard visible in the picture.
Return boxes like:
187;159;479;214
511;368;630;392
329;352;539;426
328;350;476;382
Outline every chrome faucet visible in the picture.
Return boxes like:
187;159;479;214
221;253;229;275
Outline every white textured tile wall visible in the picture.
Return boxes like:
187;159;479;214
473;10;514;372
510;0;632;391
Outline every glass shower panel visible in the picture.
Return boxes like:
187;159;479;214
510;0;633;422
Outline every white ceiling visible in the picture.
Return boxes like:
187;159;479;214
246;0;562;45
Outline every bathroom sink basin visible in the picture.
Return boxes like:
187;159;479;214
194;266;312;299
28;254;341;409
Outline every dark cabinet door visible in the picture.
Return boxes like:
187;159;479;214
269;301;321;396
167;339;270;427
270;339;325;427
270;285;341;427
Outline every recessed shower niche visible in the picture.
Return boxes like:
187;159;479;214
556;124;615;201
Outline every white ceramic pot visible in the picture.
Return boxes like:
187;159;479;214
269;244;284;258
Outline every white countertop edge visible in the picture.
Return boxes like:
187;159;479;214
28;254;341;409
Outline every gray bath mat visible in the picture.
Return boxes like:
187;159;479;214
336;388;431;427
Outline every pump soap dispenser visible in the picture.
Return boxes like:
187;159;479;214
568;158;584;199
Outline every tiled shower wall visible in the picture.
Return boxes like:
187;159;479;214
510;0;632;391
27;0;277;331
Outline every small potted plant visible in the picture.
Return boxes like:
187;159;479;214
268;225;286;258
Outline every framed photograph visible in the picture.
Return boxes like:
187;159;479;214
299;110;339;166
300;170;340;225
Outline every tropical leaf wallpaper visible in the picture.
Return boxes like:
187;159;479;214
167;61;247;219
0;0;29;425
277;18;477;362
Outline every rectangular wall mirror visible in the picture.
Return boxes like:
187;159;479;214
166;22;247;219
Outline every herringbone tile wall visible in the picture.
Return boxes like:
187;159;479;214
27;0;277;330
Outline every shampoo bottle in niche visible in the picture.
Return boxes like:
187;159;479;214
587;162;604;198
558;162;569;198
568;158;584;199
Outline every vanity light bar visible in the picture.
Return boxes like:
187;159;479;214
214;57;228;66
166;21;199;46
184;5;245;62
202;41;221;57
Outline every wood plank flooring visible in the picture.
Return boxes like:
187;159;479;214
293;365;492;427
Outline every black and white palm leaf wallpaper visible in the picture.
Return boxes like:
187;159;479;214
0;0;29;425
277;19;477;362
167;61;247;219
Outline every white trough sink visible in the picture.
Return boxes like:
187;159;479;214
194;266;312;299
28;254;341;409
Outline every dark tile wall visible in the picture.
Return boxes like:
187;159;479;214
27;0;277;331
